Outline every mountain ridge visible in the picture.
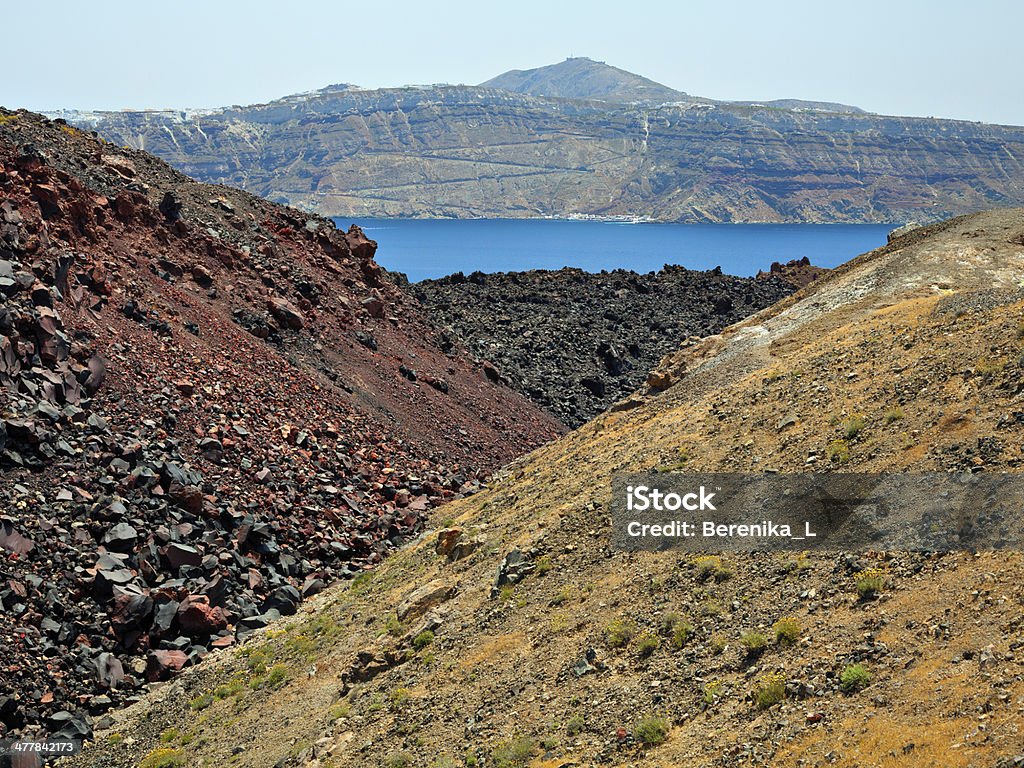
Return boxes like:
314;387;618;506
42;59;1024;225
480;56;692;104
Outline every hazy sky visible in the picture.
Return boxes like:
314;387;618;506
4;0;1022;124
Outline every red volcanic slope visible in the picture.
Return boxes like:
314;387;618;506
0;110;562;740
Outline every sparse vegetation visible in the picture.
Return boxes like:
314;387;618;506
266;664;289;688
840;663;872;692
976;357;1006;381
387;751;413;768
827;438;851;463
772;616;801;646
188;693;213;711
709;634;728;654
413;630;435;651
565;713;585;736
535;555;553;575
843;414;867;438
693;555;733;582
671;619;694;649
855;567;886;599
328;702;351;722
139;748;185;768
636;633;660;657
491;736;534;767
883;406;905;424
604;618;636;648
660;611;682;633
633;714;670;746
785;554;812;573
551;586;577;606
213;677;246;700
740;630;769;656
752;672;786;710
388;687;411;710
703;680;723;706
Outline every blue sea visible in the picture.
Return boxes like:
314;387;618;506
335;218;893;283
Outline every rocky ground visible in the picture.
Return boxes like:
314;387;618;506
412;260;821;426
64;208;1024;768
0;110;562;746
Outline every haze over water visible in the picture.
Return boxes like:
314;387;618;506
342;219;893;282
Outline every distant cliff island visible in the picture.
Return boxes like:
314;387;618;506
49;57;1024;224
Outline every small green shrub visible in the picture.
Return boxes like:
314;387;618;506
565;713;585;736
636;633;660;658
413;630;435;651
855;568;886;599
772;616;801;646
604;619;636;649
159;728;180;744
785;554;812;573
827;439;851;463
840;663;872;693
387;752;413;768
671;619;694;649
883;406;905;424
976;357;1005;381
659;611;682;634
188;693;213;711
213;677;246;700
384;614;404;636
843;414;867;439
551;586;576;606
535;556;553;575
266;664;288;688
709;634;728;655
752;672;786;710
693;555;733;582
703;680;722;706
740;630;769;656
139;748;185;768
491;736;534;767
633;714;670;746
388;687;411;710
328;702;351;721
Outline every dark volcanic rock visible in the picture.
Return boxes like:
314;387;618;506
0;109;563;743
414;265;809;426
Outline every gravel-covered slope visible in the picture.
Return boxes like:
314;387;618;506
0;109;562;744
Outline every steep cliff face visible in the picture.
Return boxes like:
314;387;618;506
50;63;1024;224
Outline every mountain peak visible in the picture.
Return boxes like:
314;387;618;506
481;57;688;104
